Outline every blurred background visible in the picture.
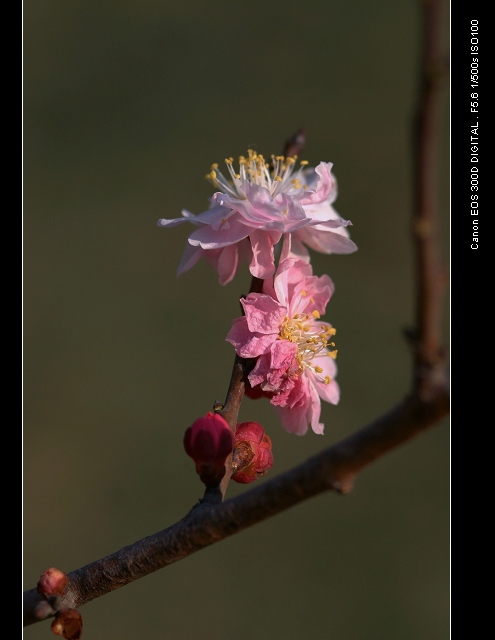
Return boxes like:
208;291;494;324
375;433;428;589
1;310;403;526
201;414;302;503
23;1;450;638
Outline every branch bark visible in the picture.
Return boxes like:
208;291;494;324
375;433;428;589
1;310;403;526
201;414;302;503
412;0;449;397
24;386;448;627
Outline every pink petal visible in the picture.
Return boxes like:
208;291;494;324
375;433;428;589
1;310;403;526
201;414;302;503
176;242;204;276
225;317;250;351
304;203;353;226
279;234;292;262
299;162;335;205
217;186;296;232
283;235;310;262
216;244;239;285
225;317;276;357
157;208;207;228
191;203;237;229
272;193;309;232
294;225;358;255
310;216;353;229
272;258;296;308
248;353;273;387
157;217;193;228
308;381;325;434
289;274;334;316
274;258;315;310
270;340;298;370
249;229;281;279
273;403;310;435
242;293;286;334
188;217;250;250
308;355;340;405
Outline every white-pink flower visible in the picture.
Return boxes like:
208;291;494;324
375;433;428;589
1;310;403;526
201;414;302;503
158;150;357;285
226;258;340;435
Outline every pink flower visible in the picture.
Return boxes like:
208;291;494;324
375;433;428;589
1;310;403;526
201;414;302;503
158;150;357;284
226;259;340;435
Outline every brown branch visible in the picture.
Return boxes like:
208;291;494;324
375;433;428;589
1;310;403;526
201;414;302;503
412;0;449;398
283;127;307;159
24;5;450;628
212;276;265;500
23;385;449;627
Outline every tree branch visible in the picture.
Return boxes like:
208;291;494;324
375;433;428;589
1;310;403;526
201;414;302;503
23;385;449;627
24;0;449;628
412;0;449;397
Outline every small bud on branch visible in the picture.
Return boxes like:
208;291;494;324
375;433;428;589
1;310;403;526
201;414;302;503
37;568;69;597
232;421;274;484
51;609;83;640
184;412;234;486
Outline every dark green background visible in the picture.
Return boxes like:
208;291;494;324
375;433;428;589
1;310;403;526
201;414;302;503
23;1;450;638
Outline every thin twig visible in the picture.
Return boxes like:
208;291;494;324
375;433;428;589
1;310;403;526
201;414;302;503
412;0;449;397
200;275;265;503
214;276;265;500
283;128;308;159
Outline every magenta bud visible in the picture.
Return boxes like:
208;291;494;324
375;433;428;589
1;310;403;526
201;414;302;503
183;412;234;486
231;421;273;484
37;568;69;597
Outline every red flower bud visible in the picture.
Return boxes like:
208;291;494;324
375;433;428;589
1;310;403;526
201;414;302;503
183;412;234;486
51;609;83;640
231;421;273;484
37;568;69;597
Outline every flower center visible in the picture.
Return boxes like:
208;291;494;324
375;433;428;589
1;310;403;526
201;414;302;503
205;149;308;200
278;312;337;385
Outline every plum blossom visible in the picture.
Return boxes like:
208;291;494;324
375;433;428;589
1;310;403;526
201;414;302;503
226;258;340;435
157;150;357;284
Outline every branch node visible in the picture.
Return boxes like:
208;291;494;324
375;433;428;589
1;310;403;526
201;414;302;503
199;485;223;506
412;219;432;238
332;476;354;495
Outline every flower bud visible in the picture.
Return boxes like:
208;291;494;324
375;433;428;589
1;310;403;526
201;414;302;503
37;568;69;597
51;609;83;640
231;421;273;484
183;412;234;486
